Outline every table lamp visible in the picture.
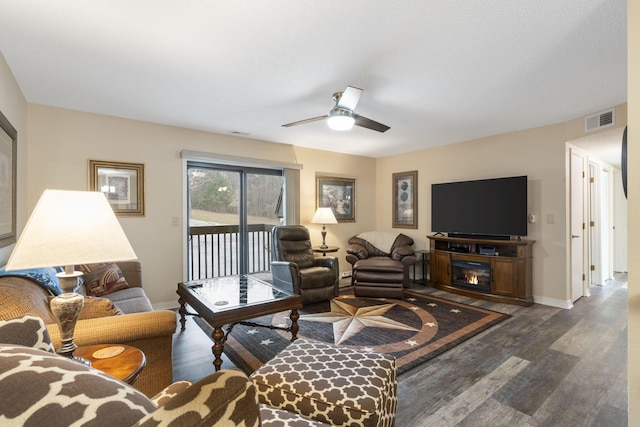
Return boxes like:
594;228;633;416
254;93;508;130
5;189;137;364
311;207;338;249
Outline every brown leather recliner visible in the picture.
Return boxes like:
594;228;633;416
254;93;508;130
346;232;416;287
271;225;339;305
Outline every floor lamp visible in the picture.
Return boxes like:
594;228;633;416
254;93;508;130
5;189;138;364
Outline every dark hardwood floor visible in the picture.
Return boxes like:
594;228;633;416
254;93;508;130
172;275;628;426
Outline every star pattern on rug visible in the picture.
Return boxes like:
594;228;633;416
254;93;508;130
300;299;419;345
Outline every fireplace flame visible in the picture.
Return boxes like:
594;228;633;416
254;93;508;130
468;274;479;285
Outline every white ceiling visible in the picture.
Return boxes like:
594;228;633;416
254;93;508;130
0;0;627;159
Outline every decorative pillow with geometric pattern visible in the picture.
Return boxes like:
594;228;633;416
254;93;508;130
0;315;54;353
0;344;156;426
78;263;131;297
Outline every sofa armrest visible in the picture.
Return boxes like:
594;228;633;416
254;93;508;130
46;310;177;397
313;256;338;271
346;243;368;260
134;370;261;427
391;245;416;262
46;310;176;346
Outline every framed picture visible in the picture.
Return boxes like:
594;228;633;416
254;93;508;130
0;110;17;248
316;176;355;222
392;170;418;229
89;160;145;216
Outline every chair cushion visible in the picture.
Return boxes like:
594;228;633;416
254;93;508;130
0;315;54;353
353;258;404;273
104;287;154;314
250;339;397;427
0;344;156;426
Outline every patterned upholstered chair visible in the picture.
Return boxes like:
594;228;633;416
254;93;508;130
0;316;339;426
271;225;339;305
0;315;262;427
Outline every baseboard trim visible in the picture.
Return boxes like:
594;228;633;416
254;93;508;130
533;295;573;309
152;301;180;311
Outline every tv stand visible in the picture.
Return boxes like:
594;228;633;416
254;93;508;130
428;235;534;306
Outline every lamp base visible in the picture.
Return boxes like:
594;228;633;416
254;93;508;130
320;225;328;249
50;290;89;366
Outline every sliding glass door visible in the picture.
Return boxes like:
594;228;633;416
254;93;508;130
187;162;283;280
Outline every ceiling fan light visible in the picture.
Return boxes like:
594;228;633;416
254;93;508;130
327;109;355;131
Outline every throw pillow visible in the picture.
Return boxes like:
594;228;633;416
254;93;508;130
0;344;156;426
0;315;54;353
78;296;125;320
79;263;130;297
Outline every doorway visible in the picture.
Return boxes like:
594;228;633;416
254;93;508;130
567;127;627;304
186;162;284;280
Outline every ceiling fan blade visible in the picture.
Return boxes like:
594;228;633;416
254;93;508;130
282;115;328;127
337;86;363;110
354;115;390;133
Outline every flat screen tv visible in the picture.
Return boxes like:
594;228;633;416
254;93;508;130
431;176;527;239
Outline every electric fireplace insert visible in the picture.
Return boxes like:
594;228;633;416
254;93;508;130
451;259;491;293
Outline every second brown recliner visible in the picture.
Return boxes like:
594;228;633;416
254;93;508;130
347;231;416;299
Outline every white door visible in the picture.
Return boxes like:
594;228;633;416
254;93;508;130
570;148;587;302
589;162;601;285
600;168;612;280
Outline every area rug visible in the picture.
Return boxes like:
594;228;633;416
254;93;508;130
194;288;510;376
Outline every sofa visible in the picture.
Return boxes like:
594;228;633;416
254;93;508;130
346;231;416;287
0;261;176;397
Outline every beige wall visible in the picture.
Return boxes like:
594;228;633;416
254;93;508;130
628;1;639;423
294;146;377;267
0;52;27;264
375;108;626;305
24;105;378;306
19;100;628;309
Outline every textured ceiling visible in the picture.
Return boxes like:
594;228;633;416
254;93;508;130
0;0;627;158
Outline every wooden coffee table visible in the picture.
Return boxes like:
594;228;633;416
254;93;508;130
75;344;146;385
177;274;302;371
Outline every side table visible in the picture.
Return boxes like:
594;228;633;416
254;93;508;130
312;246;339;256
75;344;146;385
412;249;431;285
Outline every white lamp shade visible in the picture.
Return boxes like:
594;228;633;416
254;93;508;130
5;189;138;271
327;114;355;131
311;207;338;224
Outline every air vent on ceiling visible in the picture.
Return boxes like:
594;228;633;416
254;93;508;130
585;108;615;132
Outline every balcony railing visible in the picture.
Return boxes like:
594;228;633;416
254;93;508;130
188;224;274;280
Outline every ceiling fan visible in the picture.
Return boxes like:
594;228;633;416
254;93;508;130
282;86;390;133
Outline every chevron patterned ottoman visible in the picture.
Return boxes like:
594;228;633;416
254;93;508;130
249;339;397;427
